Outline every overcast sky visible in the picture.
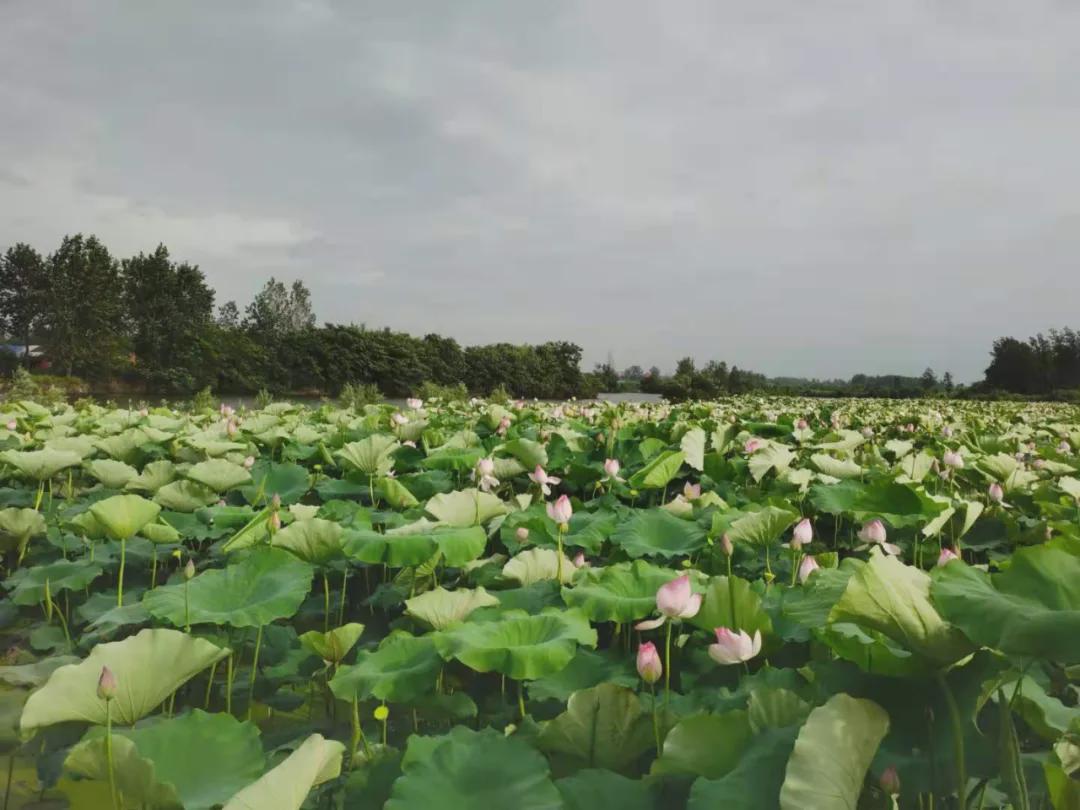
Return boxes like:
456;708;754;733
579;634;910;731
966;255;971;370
2;1;1079;382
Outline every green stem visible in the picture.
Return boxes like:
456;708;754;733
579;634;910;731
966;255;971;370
556;527;564;583
226;653;234;715
184;579;190;633
664;621;672;707
518;679;526;719
117;538;126;607
938;672;967;806
105;701;119;810
150;549;157;590
350;696;371;763
322;571;331;632
246;625;263;721
649;682;661;752
338;569;349;627
204;660;218;709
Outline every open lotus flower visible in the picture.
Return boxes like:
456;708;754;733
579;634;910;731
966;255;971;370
988;482;1004;503
546;494;573;526
635;574;701;630
942;450;964;469
406;397;423;410
797;554;819;583
744;438;763;454
636;641;662;684
603;458;623;482
683;482;701;500
474;457;499;492
858;519;901;555
391;412;408;426
789;518;812;548
529;465;561;496
708;627;762;665
97;666;117;700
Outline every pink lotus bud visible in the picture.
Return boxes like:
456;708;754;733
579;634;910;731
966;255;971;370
860;519;886;544
1033;458;1046;470
217;499;226;507
862;426;874;438
796;418;808;430
184;558;196;580
572;552;588;568
243;455;255;469
683;482;701;501
744;438;763;454
97;666;117;700
4;420;15;431
721;533;734;556
708;627;762;665
988;482;1004;503
603;458;621;479
798;554;819;583
937;547;959;566
879;766;901;795
942;450;964;469
636;641;662;684
1058;440;1071;454
476;458;495;477
226;420;238;437
515;527;530;543
905;423;915;433
546;494;573;525
406;398;423;410
656;574;702;619
791;518;813;548
220;404;234;417
391;412;408;426
496;415;511;436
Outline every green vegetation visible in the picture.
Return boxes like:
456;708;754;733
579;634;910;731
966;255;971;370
0;394;1078;807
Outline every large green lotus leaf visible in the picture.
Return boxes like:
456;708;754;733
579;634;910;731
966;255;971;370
810;454;863;479
931;541;1080;663
338;435;399;475
829;550;972;665
405;586;500;630
749;444;795;482
141;521;181;544
432;525;487;566
813;430;865;452
65;710;265;810
768;561;860;641
20;628;230;732
220;506;272;553
502;548;577;585
94;429;153;463
538;683;655;774
125;459;177;494
330;632;441;703
299;623;365;664
345;529;435;567
0;507;46;550
223;733;344;810
681;427;706;471
690;574;772;637
421;446;484;473
185;458;252;492
651;711;753;779
500;438;548;469
380;476;420;509
44;435;97;457
388;726;561;810
272;518;346;565
747;686;811;733
779;694;889;810
979;453;1038;492
143;547;313;629
809;479;937;527
64;733;176;808
1059;476;1080;502
90;494;162;541
896;450;935;483
724;506;799;548
562;561;679;622
820;623;927;677
527;648;638;703
425;489;506;526
6;559;103;605
87;459;139;489
433;608;597;680
1;448;82;480
686;726;798;810
0;656;79;687
556;769;656;810
628;450;685;490
611;509;706;559
239;461;310;505
155;480;218;512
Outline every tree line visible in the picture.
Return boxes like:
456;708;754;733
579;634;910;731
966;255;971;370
979;329;1080;397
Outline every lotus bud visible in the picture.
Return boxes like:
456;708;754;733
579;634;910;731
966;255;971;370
683;482;701;501
391;412;408;426
184;558;196;580
604;458;621;479
476;458;495;477
226;420;238;437
406;398;423;410
243;455;255;469
515;527;530;544
796;418;808;430
572;552;587;568
879;765;901;795
1058;440;1071;454
271;493;281;510
546;494;573;526
943;450;964;469
1033;458;1046;470
496;415;511;436
656;574;702;619
708;627;763;665
217;499;226;507
861;426;874;438
937;547;959;566
4;420;15;431
721;533;734;556
97;666;117;700
860;519;887;544
905;423;915;433
636;641;662;684
988;482;1004;503
269;511;282;531
797;554;819;583
791;518;813;548
942;425;953;437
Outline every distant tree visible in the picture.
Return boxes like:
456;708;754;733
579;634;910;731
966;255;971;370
0;243;47;364
593;362;619;391
216;300;241;328
41;234;124;378
245;278;315;335
984;337;1040;394
621;365;644;381
942;371;954;393
920;368;938;391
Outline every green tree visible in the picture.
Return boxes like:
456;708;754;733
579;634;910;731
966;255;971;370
41;234;124;378
122;244;215;391
0;243;47;365
244;278;315;335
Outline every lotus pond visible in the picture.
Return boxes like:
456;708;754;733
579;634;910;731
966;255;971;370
0;396;1078;809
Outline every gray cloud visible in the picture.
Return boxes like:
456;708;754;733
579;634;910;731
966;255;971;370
3;0;1079;382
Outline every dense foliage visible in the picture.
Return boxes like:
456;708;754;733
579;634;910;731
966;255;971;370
1;394;1078;808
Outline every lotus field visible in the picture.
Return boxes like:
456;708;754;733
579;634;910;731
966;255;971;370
1;396;1079;809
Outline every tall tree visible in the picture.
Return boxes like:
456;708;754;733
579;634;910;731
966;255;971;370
41;234;124;378
122;244;215;390
244;278;315;335
0;243;47;364
216;300;240;328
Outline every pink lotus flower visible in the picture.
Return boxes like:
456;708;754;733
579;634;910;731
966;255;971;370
546;494;573;525
635;574;701;630
391;412;408;427
97;666;117;700
4;420;15;431
636;641;662;684
243;455;255;470
1058;440;1071;454
138;408;149;418
708;627;762;665
879;766;901;795
862;426;874;438
1033;458;1046;470
529;465;561;496
744;438;763;454
942;450;964;469
226;420;238;438
988;482;1004;503
406;398;423;410
858;519;901;555
905;423;915;433
515;527;530;543
220;404;234;417
496;415;511;436
942;425;953;438
572;552;588;568
603;458;623;482
790;518;812;548
937;547;959;566
796;418;809;431
683;482;701;501
474;458;499;492
798;554;819;583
